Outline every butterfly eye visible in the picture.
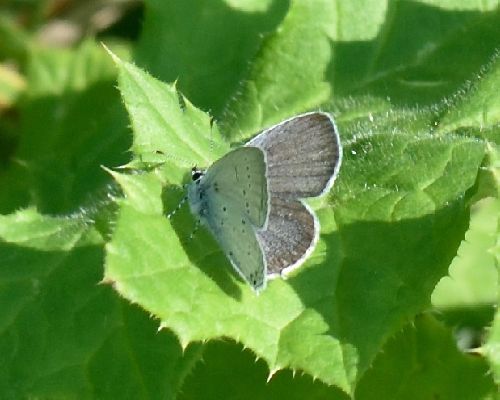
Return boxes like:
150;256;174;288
191;167;204;181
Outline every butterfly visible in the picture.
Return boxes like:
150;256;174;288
187;112;342;291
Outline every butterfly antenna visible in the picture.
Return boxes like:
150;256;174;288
167;195;188;219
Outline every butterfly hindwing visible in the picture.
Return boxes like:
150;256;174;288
257;197;316;275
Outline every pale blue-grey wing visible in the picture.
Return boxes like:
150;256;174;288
256;197;317;275
203;203;266;291
203;146;268;228
247;112;342;199
192;146;268;290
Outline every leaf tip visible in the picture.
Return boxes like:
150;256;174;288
98;276;115;286
100;165;122;186
267;367;280;382
101;42;121;65
100;164;115;176
180;337;190;352
157;321;168;333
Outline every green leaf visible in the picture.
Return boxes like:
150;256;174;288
104;81;355;386
330;106;486;379
222;0;338;141
418;0;500;10
110;51;230;184
0;40;204;399
0;40;131;214
134;0;288;117
105;49;489;392
483;197;500;385
430;197;498;350
0;207;96;250
438;51;500;134
178;340;349;400
332;2;500;107
432;198;498;310
106;199;352;390
485;313;500;386
0;209;200;399
355;314;495;399
222;1;500;142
